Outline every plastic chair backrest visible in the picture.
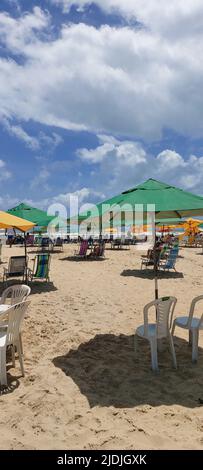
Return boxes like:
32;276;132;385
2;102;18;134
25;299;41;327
187;295;203;328
1;284;31;305
144;296;177;338
156;297;177;338
6;301;30;345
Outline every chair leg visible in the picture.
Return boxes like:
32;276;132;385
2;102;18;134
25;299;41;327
16;342;25;377
192;329;199;363
189;329;192;347
168;333;177;369
171;321;176;336
0;347;7;386
11;345;16;368
19;332;23;356
150;338;159;371
134;334;139;357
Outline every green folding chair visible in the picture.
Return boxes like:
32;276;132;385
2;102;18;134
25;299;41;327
28;253;51;282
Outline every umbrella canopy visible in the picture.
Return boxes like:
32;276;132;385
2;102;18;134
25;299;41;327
78;179;203;227
7;203;55;228
0;211;35;232
81;179;203;300
0;210;36;284
111;179;203;219
182;218;202;229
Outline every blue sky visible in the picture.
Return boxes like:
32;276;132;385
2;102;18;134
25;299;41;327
1;0;203;212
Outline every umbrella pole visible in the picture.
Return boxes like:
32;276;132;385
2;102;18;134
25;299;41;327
24;232;28;284
155;261;158;300
154;225;159;300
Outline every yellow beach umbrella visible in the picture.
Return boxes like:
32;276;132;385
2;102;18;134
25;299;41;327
0;210;35;283
104;227;118;234
179;218;202;245
0;211;35;232
182;218;202;230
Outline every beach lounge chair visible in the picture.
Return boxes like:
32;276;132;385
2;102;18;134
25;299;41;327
172;295;203;362
158;247;179;272
74;240;88;259
26;234;34;246
52;238;63;252
3;256;28;284
141;247;161;269
38;237;53;252
141;249;154;269
0;301;30;387
28;253;51;282
135;296;177;371
99;242;105;258
88;242;105;259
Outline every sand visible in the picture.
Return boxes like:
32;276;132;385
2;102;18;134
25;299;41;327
0;243;203;450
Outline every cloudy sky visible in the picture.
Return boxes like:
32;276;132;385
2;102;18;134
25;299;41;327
1;0;203;212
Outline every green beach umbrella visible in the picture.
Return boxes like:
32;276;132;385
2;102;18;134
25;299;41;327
79;179;203;299
78;179;203;224
7;203;55;228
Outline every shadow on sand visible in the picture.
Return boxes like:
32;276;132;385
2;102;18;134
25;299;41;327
60;256;106;262
53;333;203;409
0;365;20;395
0;280;57;296
120;269;184;279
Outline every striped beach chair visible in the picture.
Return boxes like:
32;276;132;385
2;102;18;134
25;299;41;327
28;253;51;282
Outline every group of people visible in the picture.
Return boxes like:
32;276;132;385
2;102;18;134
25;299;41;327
145;234;178;265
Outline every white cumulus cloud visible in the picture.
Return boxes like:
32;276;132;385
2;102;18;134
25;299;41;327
0;8;203;140
76;136;203;195
0;159;12;182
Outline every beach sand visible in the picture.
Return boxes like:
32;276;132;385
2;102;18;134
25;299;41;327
0;243;203;450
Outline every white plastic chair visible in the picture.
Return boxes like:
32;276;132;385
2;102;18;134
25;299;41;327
0;301;30;387
0;285;31;352
172;295;203;362
0;284;31;305
135;296;177;371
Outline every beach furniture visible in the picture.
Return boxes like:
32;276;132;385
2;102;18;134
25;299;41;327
158;247;179;272
74;240;88;258
28;253;51;282
0;284;31;305
88;242;105;259
141;249;154;269
111;239;122;249
26;234;34;246
141;247;161;269
99;242;105;258
38;237;53;252
52;238;63;252
0;285;31;353
135;297;177;371
0;301;30;387
172;295;203;362
3;256;28;284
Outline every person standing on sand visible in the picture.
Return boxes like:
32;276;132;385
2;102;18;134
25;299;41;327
7;228;15;247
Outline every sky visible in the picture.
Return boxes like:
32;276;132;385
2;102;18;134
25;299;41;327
1;0;203;214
